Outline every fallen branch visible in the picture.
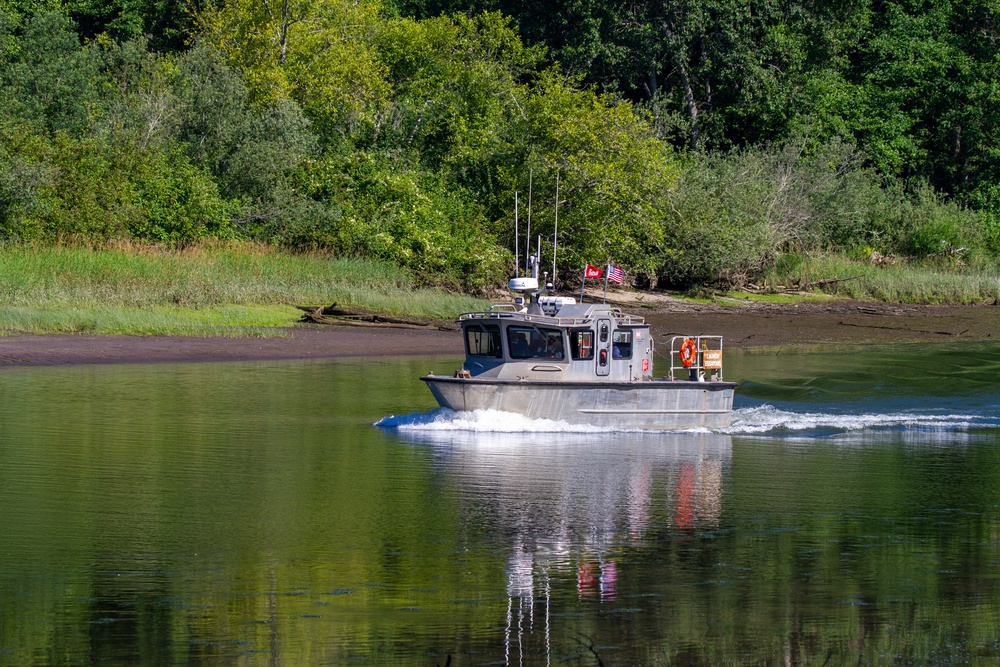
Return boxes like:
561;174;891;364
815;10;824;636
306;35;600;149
743;275;863;294
791;275;863;292
296;304;457;330
838;321;964;336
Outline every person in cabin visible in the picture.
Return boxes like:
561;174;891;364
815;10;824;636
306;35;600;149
529;334;546;357
547;334;564;359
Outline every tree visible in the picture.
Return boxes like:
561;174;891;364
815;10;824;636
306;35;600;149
495;70;681;281
96;38;180;149
173;43;321;233
196;0;390;142
371;12;541;168
0;11;102;134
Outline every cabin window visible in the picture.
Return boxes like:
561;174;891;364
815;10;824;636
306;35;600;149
507;326;564;360
612;330;633;359
465;324;502;358
569;329;594;360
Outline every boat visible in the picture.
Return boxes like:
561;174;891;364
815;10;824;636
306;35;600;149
421;276;737;429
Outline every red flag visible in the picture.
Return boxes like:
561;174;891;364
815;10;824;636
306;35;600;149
585;264;603;279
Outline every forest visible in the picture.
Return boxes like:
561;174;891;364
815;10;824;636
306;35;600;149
0;0;998;294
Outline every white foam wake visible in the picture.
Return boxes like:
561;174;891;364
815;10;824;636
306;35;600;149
376;405;992;437
375;408;608;433
722;404;986;435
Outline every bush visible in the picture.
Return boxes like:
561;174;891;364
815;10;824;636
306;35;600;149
292;153;509;293
0;126;231;244
893;183;981;258
656;137;991;288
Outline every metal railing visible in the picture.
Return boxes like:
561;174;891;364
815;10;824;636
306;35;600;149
666;335;725;381
457;308;647;327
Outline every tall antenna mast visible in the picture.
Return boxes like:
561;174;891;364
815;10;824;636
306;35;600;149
552;171;559;287
514;191;519;277
525;169;533;277
535;235;542;279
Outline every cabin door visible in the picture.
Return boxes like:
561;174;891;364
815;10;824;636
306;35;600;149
596;319;611;376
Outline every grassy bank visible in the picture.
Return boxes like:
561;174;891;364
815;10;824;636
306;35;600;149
0;243;489;335
761;253;1000;304
3;243;997;337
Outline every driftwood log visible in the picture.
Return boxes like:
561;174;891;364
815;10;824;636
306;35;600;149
745;275;863;294
296;304;458;331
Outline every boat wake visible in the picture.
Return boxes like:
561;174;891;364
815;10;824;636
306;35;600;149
376;408;608;433
377;404;997;440
723;404;993;437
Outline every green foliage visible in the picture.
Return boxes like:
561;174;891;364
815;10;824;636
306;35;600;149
972;185;1000;254
372;12;542;165
0;86;231;244
0;242;488;334
764;251;1000;304
173;43;319;198
491;70;681;282
657;137;866;286
0;0;998;302
655;136;993;287
0;11;102;134
196;0;390;139
873;182;983;259
412;0;1000;215
0;124;54;236
171;43;323;238
294;153;509;292
659;151;777;287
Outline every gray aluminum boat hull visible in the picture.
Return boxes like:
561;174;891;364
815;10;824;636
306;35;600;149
421;376;737;430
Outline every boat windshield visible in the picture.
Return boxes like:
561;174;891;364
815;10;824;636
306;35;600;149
464;323;502;358
612;330;633;359
507;326;564;360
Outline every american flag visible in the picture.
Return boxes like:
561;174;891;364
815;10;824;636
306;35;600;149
607;264;624;284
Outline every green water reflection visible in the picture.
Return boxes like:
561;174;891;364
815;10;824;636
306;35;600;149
0;345;999;665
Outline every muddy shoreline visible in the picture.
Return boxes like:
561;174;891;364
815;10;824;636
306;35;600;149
0;298;996;367
644;299;1000;349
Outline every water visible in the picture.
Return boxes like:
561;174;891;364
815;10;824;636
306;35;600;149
2;342;1000;665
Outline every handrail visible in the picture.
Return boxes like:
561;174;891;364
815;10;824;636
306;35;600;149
457;311;647;326
666;335;725;381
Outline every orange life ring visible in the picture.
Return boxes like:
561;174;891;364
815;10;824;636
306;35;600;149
679;338;698;367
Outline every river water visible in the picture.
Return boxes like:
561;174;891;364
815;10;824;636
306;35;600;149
2;342;1000;665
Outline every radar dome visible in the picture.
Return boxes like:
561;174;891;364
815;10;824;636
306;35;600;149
508;277;539;291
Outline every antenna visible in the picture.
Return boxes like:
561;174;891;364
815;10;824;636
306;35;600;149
525;169;533;277
603;256;610;304
514;191;519;277
552;171;559;288
535;234;541;280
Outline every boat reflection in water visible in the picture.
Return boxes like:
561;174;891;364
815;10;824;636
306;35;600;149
389;415;730;664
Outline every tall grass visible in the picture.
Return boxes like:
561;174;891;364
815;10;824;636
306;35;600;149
764;252;1000;303
0;242;490;335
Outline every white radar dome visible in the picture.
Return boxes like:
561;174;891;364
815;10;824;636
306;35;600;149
508;277;539;291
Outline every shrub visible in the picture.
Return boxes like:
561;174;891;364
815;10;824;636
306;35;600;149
0;127;231;244
292;153;509;293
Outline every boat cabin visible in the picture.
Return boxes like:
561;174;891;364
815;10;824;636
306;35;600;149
458;301;653;383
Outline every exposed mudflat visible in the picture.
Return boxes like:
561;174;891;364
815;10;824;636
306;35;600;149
0;296;997;366
641;299;1000;349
